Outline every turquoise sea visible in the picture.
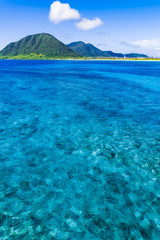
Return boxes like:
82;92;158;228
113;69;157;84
0;60;160;239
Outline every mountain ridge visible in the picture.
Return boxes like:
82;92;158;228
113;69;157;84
67;41;148;58
0;33;149;59
0;33;80;59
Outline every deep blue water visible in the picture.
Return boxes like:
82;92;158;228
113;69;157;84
0;60;160;239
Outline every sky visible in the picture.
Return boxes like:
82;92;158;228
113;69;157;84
1;0;160;57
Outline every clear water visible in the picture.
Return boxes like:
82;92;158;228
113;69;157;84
0;60;160;239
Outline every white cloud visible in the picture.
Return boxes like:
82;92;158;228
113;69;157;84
49;1;80;24
49;1;104;31
76;17;103;30
133;39;160;49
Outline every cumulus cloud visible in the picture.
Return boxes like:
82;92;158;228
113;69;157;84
133;39;160;49
49;1;104;30
49;1;80;23
76;17;103;30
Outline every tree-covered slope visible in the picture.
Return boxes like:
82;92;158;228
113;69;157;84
67;41;111;57
125;53;148;58
68;41;148;58
0;33;80;58
67;41;109;57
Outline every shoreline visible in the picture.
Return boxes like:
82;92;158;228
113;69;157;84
1;58;160;62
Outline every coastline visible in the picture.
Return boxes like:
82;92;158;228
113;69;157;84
1;58;160;61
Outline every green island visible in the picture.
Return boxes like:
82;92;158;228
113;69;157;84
0;33;159;61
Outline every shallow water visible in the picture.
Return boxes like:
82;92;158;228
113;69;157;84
0;60;160;239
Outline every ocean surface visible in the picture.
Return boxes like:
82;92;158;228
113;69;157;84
0;60;160;239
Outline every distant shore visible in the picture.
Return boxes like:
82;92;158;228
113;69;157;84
0;53;160;61
0;57;160;61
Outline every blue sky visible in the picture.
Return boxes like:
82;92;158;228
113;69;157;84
1;0;160;56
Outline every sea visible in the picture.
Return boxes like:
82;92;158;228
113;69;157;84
0;60;160;239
